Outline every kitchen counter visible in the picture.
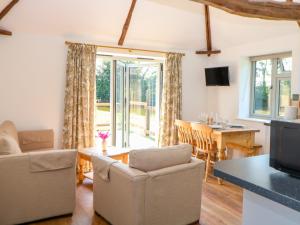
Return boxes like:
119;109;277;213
214;155;300;225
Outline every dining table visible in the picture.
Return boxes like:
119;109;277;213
211;126;260;184
211;127;260;162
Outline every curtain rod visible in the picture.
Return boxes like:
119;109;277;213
65;41;185;56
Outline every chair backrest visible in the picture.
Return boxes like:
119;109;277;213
174;120;194;145
191;123;214;152
129;144;193;172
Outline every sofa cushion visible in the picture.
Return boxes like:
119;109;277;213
129;144;193;172
18;129;54;152
0;120;19;144
0;134;22;155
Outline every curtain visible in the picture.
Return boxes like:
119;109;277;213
63;43;97;149
159;53;183;147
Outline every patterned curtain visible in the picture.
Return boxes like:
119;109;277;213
159;53;183;147
63;43;97;149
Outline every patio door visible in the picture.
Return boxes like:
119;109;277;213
113;61;162;148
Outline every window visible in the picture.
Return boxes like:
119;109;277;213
250;53;292;119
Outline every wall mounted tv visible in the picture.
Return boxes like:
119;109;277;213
205;66;230;86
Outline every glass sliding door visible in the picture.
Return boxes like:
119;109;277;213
114;61;126;147
95;57;112;146
127;64;161;148
96;56;163;148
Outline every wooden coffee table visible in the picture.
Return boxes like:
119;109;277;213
78;146;131;183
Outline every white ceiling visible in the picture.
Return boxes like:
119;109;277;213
0;0;299;50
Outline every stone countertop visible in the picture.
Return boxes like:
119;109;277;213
214;155;300;212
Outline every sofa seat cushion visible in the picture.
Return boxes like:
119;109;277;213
129;144;193;172
0;120;19;144
0;134;22;155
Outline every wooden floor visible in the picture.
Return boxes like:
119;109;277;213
28;176;242;225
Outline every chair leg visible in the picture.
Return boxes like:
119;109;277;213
194;148;198;158
205;153;211;182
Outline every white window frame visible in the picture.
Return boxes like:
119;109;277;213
250;52;292;119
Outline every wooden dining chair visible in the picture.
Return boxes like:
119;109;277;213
174;119;194;145
191;123;218;182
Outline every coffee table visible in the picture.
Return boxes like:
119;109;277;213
78;146;131;183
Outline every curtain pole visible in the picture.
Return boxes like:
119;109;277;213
65;41;185;56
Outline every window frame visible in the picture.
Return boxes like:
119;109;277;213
250;52;292;119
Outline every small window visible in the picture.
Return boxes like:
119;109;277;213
250;53;292;119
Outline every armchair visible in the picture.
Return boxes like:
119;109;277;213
92;144;205;225
0;120;77;225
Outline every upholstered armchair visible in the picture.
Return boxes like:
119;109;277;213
92;144;205;225
0;120;77;225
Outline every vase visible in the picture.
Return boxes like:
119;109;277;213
101;139;107;152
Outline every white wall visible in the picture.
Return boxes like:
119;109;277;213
204;33;300;153
0;33;207;148
182;52;208;121
0;34;66;148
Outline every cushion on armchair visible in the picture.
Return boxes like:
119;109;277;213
0;134;22;155
129;144;193;172
0;120;19;144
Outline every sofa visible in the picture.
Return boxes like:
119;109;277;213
0;120;77;225
92;144;205;225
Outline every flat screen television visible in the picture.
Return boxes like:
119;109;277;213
205;66;230;86
270;120;300;177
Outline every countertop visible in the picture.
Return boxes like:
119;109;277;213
214;155;300;212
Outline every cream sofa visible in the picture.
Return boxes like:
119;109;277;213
0;120;77;225
92;144;205;225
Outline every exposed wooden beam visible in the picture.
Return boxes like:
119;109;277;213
0;28;12;36
118;0;137;46
204;5;212;55
196;50;221;55
190;0;300;21
196;5;221;56
0;0;19;20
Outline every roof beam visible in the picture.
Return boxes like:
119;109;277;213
0;28;12;36
190;0;300;21
196;5;221;56
118;0;137;46
0;0;19;20
0;0;19;36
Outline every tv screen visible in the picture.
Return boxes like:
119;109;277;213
270;120;300;177
205;66;229;86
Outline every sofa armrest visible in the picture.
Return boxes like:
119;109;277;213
18;129;54;152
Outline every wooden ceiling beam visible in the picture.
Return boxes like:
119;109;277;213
190;0;300;21
0;0;19;36
196;50;221;55
0;0;19;20
204;5;212;55
196;5;221;56
0;28;12;36
118;0;137;46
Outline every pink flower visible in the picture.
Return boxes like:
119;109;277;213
97;131;110;140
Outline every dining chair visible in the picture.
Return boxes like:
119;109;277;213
174;119;194;147
191;123;218;182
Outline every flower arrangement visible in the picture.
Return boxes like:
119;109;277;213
97;131;110;152
97;131;110;140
